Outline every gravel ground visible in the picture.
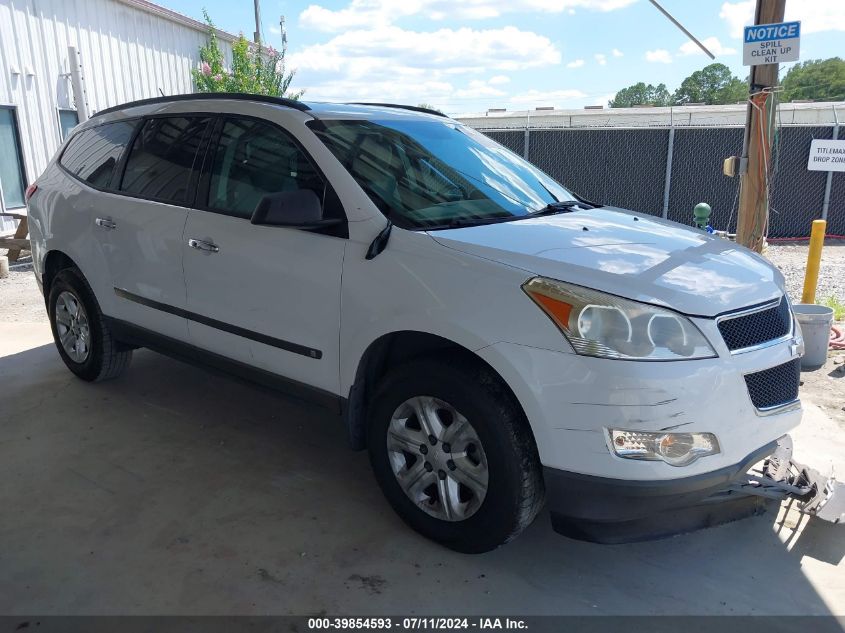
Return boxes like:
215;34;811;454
0;258;46;323
765;239;845;306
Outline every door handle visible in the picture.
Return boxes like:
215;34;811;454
95;217;117;230
188;238;219;253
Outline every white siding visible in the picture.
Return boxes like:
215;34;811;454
0;0;234;232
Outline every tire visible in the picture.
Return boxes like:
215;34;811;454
47;268;132;382
368;357;544;553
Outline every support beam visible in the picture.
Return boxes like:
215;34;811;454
736;0;786;253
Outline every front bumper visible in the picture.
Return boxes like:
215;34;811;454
545;440;779;543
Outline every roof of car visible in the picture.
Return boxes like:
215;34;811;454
93;93;448;121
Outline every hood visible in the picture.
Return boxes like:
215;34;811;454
428;207;784;317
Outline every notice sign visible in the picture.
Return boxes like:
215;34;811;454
808;139;845;172
743;21;800;65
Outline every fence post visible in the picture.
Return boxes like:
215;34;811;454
821;105;839;222
523;126;530;160
661;108;675;219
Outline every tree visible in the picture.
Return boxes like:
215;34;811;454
418;103;445;114
192;11;302;99
672;63;745;105
608;82;671;108
782;58;845;102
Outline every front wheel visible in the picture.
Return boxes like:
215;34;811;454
368;358;544;553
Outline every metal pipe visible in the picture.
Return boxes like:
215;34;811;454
821;105;839;221
523;111;531;160
801;220;827;304
662;126;675;219
647;0;715;59
68;46;88;123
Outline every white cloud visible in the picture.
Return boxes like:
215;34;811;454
566;58;585;68
611;48;623;57
299;78;456;104
594;53;607;65
300;0;637;32
678;36;736;57
488;75;511;85
289;25;560;75
592;93;615;106
288;25;560;105
508;88;588;107
645;49;672;64
720;0;845;38
454;79;507;99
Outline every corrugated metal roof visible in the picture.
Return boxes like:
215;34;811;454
115;0;239;42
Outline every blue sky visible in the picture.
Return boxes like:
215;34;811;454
160;0;845;115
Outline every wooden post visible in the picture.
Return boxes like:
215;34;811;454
735;0;786;253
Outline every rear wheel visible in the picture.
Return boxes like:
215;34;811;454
47;268;132;382
368;358;544;553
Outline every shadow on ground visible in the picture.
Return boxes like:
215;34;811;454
0;335;842;615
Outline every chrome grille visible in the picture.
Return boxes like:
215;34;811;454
744;359;800;410
717;297;791;352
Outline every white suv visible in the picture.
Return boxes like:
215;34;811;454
27;94;804;552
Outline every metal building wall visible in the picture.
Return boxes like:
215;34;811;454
0;0;234;232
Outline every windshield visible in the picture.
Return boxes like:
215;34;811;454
308;118;576;229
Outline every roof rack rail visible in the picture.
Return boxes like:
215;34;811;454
94;93;311;118
351;102;447;118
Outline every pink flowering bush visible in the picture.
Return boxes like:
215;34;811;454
191;10;302;98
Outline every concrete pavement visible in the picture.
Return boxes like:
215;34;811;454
0;321;843;615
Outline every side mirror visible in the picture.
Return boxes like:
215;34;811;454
250;189;342;229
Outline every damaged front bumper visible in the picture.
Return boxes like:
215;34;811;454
546;435;844;544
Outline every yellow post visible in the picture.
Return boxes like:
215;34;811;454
801;220;827;304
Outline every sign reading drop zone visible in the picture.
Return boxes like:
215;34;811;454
743;21;800;65
808;139;845;172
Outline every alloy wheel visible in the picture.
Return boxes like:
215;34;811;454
55;290;91;363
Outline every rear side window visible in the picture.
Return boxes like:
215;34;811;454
60;121;136;189
205;117;324;219
120;116;211;205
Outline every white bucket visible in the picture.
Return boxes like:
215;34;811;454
792;304;834;369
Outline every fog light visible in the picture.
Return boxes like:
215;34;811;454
608;429;720;467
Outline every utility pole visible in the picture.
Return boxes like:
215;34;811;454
735;0;786;253
253;0;261;44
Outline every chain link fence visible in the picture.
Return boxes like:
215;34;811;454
472;115;843;239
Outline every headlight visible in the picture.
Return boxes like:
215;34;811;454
522;277;716;360
609;429;720;467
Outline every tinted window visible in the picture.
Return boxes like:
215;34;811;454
310;119;574;229
120;116;210;204
60;120;136;189
206;118;324;219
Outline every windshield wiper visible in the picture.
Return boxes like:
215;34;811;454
422;201;595;231
422;215;521;231
527;200;595;217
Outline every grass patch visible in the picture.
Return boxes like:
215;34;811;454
820;296;845;320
